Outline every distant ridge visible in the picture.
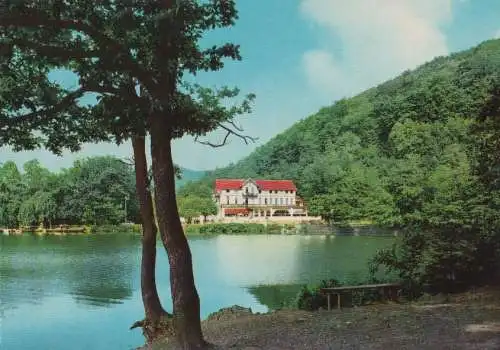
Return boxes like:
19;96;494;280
176;168;207;189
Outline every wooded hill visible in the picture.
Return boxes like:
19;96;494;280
190;38;500;228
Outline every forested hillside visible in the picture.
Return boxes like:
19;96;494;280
196;39;500;229
188;38;500;291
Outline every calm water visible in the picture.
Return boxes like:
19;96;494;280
0;234;393;350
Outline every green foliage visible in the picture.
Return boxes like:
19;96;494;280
247;284;304;310
0;1;254;153
295;278;390;311
190;39;500;294
0;156;139;228
184;222;283;235
90;223;142;234
177;180;213;199
177;195;217;223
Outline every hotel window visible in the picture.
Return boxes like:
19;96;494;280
226;189;229;193
265;198;268;205
226;197;229;205
280;198;283;205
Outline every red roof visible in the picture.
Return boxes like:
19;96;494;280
214;179;244;191
215;179;297;192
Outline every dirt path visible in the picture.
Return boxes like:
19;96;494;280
149;290;500;349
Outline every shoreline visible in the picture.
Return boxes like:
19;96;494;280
146;287;500;349
2;221;397;237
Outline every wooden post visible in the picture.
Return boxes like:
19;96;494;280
337;293;341;309
327;293;331;311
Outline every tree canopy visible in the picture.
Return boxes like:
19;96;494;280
0;1;255;151
0;157;139;228
177;195;217;223
0;1;255;346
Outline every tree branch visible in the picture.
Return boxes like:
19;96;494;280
2;40;99;60
0;88;86;127
0;11;159;97
194;122;257;148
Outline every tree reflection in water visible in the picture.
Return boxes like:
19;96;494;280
1;234;139;310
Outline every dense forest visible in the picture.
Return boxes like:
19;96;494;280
187;39;500;290
0;156;207;228
0;157;140;227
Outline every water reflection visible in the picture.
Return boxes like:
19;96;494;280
247;284;302;310
213;235;301;286
246;235;394;310
1;233;393;350
0;234;137;309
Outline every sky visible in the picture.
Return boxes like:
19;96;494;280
2;0;500;172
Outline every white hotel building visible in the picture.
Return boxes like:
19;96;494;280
213;178;307;218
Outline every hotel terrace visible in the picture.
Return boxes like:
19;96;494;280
213;178;307;218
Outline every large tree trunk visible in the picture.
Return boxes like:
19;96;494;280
149;122;206;349
132;136;167;327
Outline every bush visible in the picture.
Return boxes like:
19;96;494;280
184;222;284;235
295;278;387;311
369;223;500;298
90;223;141;234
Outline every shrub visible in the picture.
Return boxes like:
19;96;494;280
184;222;284;235
295;278;395;310
90;223;141;234
369;222;500;298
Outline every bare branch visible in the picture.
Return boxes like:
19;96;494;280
218;123;257;144
195;122;257;148
226;119;244;132
195;131;231;148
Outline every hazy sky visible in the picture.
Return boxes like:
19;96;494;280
2;0;500;171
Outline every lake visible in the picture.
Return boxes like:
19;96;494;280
0;234;393;350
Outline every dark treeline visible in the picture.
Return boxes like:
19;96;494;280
186;39;500;293
0;156;139;228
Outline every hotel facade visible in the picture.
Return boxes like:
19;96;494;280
213;178;307;218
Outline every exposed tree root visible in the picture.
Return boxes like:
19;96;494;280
131;313;175;344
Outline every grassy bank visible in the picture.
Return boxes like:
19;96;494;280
89;223;142;234
149;287;500;349
184;221;395;236
184;222;290;236
15;221;391;237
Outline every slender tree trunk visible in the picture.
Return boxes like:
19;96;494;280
132;136;166;323
150;121;206;349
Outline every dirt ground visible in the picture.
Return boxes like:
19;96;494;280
148;288;500;350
